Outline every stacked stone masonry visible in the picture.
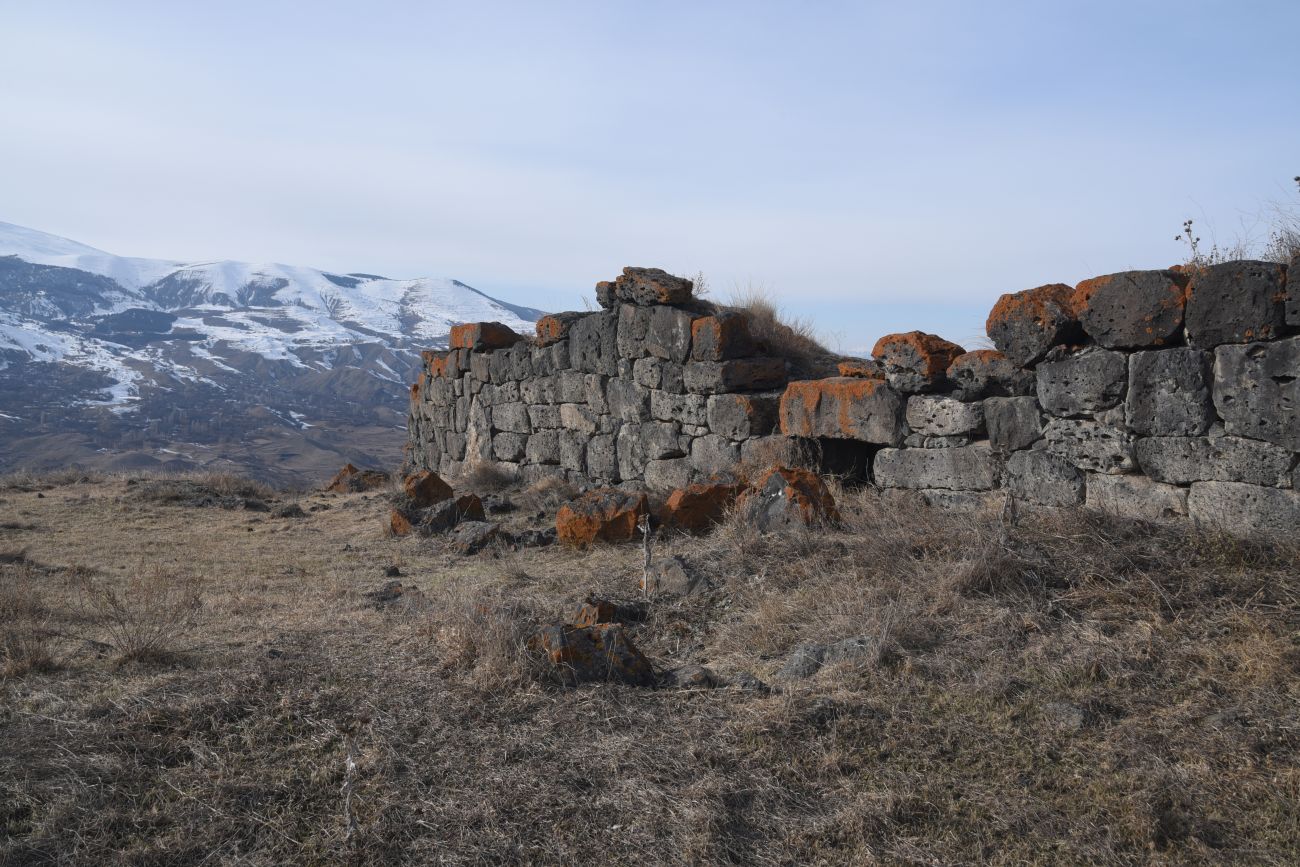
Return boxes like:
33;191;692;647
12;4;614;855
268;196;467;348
409;258;1300;538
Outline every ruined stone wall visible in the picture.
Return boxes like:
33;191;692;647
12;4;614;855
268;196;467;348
408;258;1300;538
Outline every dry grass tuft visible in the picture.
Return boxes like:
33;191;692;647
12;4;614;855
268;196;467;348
77;565;205;664
459;461;518;494
1;562;60;678
725;287;832;364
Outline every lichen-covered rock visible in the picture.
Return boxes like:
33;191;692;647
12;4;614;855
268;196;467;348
595;266;694;309
449;321;521;351
986;283;1080;367
779;378;905;444
836;357;886;379
1043;418;1136;474
737;466;840;531
706;392;780;440
555;489;649;546
1086;474;1188;521
1135;436;1294;487
1212;337;1300;450
325;464;390;493
905;395;984;437
871;331;966;393
691;311;754;361
683;358;788;394
984;396;1043;454
947;350;1035;400
1005;449;1083;506
1125;348;1214;436
534;312;586;346
873;443;1002;491
1071;269;1188;349
661;482;743;531
1185;260;1288;348
533;622;656;686
1036;350;1128;417
402;469;453;507
1188;481;1300;539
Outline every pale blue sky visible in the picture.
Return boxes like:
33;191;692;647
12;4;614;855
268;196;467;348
3;1;1297;351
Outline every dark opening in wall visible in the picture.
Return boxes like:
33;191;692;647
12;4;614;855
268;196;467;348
793;437;879;485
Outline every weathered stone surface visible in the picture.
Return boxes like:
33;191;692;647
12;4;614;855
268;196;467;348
402;470;453;507
1125;348;1214;436
615;425;646;480
662;482;743;531
1188;481;1300;539
903;433;971;449
527;403;560;429
737;466;840;531
880;488;1003;511
586;434;619;481
491;401;531;434
644;458;695;491
568;312;618;376
947;350;1035;400
836;357;885;379
776;643;826;680
641;556;706;596
555;489;649;546
689;434;739;476
533;622;655;686
559;403;599;435
1086;474;1188;521
1071;269;1188;349
651;390;708;426
535;312;586;346
683;358;788;394
643;305;694;364
596;266;693;309
525;429;560;465
871;331;966;393
492;432;527;462
1005;449;1084;506
1213;337;1300;450
325;463;390;493
1135;436;1294;487
1287;253;1300;326
986;283;1081;367
984;396;1043;454
640;421;685;460
691;311;754;361
873;443;1002;491
1043;418;1136;474
706;392;780;440
1036;350;1127;417
606;378;650;423
905;396;984;437
1185;260;1288;348
449;321;521;351
779;378;905;444
558;430;587;473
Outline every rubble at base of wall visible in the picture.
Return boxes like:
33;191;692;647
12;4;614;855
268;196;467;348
407;260;1300;540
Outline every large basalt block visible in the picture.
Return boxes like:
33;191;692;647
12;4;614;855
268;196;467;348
871;331;966;393
1135;435;1295;487
558;430;587;473
491;402;531;434
1043;418;1136;474
689;434;740;476
1188;480;1300;539
616;304;650;359
640;421;685;460
1185;260;1288;348
651;389;708;426
1125;348;1213;436
586;434;620;481
986;283;1081;367
1036;350;1127;417
1213;337;1300;450
683;358;788;394
596;267;694;308
492;432;528;462
1005;449;1083;506
607;378;651;423
779;378;906;445
1071;269;1188;349
985;396;1043;453
873;443;1002;491
449;321;522;351
568;312;619;376
535;312;586;347
1086;474;1188;521
905;396;985;437
707;392;780;440
691;311;754;361
644;457;695;491
643;305;695;364
947;350;1035;400
525;429;560;465
616;425;646;480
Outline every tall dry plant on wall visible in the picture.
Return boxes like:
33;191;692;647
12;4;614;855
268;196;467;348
77;565;205;664
1176;175;1300;267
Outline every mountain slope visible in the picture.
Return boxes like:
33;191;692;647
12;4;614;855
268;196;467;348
0;221;544;483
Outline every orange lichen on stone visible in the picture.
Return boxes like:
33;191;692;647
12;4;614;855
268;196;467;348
1069;270;1189;349
836;358;884;379
985;283;1079;366
690;312;753;361
449;321;521;351
661;481;743;531
403;470;453;508
779;377;904;444
736;466;840;529
573;598;618;627
872;331;965;377
325;463;390;493
389;509;414;536
555;489;649;547
532;622;656;686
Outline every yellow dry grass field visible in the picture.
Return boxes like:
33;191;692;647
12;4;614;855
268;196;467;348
2;471;1299;865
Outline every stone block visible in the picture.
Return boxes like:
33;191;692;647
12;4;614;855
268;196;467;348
1185;260;1288;348
1125;348;1214;436
489;402;530;434
449;321;521;351
1005;449;1083;506
469;351;490;383
584;374;609;414
779;378;906;445
1213;337;1300;450
644;457;695;491
1043;418;1136;474
525;429;560;465
644;305;694;364
555;369;588;403
872;443;1002;491
1086;474;1188;521
641;421;685;460
683;358;788;394
947;349;1035;400
903;434;971;448
691;311;754;361
607;378;650;423
1035;350;1127;417
559;403;598;434
527;404;560;430
520;376;554;405
986;283;1081;367
1188;481;1300;539
689;434;740;476
651;389;708;426
1135;435;1294;487
492;432;528;462
559;430;587;473
905;395;985;437
1287;253;1299;326
586;434;620;481
836;357;886;379
871;331;966;393
985;396;1043;453
1071;269;1188;349
616;424;646;480
595;266;694;308
615;304;650;359
568;312;618;375
706;392;780;440
535;311;586;346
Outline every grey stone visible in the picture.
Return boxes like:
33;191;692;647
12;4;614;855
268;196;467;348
777;643;826;680
633;357;684;392
644;458;695;491
822;636;876;666
643;305;694;364
491;401;531;434
1185;260;1288;348
597;267;694;308
555;369;588;403
641;421;685;460
947;350;1036;400
559;403;599;434
465;398;493;463
1287;253;1300;326
689;434;740;476
985;396;1043;454
881;488;1002;510
527;404;560;430
683;359;788;395
1213;337;1300;451
1073;269;1188;349
651;389;708;426
1125;348;1214;436
903;434;972;449
872;443;1002;491
586;434;620;481
469;351;490;382
1188;481;1300;539
706;392;780;440
641;556;706;596
616;304;650;359
559;430;587;473
986;283;1081;367
509;345;533;380
1036;350;1127;417
520;375;555;405
905;396;984;437
1086;474;1188;521
778;378;906;445
492;432;527;462
1135;436;1294;487
606;379;650;423
525;430;560;465
486;350;511;385
616;424;646;480
1043;418;1136;474
1004;449;1084;506
568;312;618;375
584;374;609;414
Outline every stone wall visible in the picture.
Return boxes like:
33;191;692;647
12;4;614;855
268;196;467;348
408;258;1300;537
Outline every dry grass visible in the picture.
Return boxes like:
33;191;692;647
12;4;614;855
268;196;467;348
725;287;833;365
77;565;205;664
2;474;1298;864
459;461;518;494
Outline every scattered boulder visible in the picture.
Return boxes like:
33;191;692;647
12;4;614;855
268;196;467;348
737;467;840;531
661;664;723;689
449;321;522;351
871;331;966;393
1185;260;1288;348
1071;269;1188;349
326;464;390;493
533;622;656;686
271;502;306;519
596;267;694;309
555;488;649;546
403;470;453;507
777;643;826;681
661;481;743;532
573;596;647;627
640;556;706;596
986;283;1081;367
449;521;500;555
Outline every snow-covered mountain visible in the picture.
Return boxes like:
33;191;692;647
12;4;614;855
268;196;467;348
0;221;545;483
